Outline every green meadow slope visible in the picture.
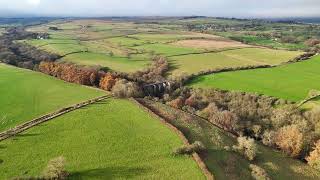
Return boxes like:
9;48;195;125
169;48;302;75
189;55;320;101
0;99;205;180
0;63;105;131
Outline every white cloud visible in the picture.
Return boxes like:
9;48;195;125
27;0;41;6
0;0;319;17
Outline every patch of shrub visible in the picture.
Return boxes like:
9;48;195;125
249;164;270;180
233;136;257;161
128;56;169;83
174;141;206;155
305;38;320;47
200;103;239;133
274;125;304;157
42;156;68;180
306;140;320;171
262;130;276;147
99;73;117;91
111;79;143;98
167;96;185;109
12;156;68;180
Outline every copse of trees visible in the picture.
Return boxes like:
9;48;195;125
0;29;60;70
39;61;102;86
158;87;320;162
128;56;169;83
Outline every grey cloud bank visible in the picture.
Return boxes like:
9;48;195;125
0;0;319;18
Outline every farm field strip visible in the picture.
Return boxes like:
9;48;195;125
188;55;320;102
168;47;303;75
60;52;150;72
0;98;205;179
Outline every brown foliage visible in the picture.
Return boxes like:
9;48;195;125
306;140;320;170
128;56;169;83
167;97;185;109
305;38;320;47
249;164;270;180
39;61;100;86
111;79;143;98
174;141;206;155
233;136;257;161
201;103;239;132
42;156;68;180
274;125;304;157
99;73;117;91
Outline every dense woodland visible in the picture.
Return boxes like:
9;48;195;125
0;27;59;69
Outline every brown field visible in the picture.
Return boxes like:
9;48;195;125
172;39;252;50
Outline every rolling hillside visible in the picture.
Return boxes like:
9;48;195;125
0;99;205;179
0;63;105;131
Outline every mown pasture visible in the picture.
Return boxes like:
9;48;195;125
0;98;205;179
0;63;105;131
61;52;150;73
141;99;320;180
133;43;202;56
169;48;303;75
188;55;320;102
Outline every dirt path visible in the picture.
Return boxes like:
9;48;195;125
0;95;110;141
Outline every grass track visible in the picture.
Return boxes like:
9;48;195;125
0;63;105;131
189;55;320;101
0;98;205;180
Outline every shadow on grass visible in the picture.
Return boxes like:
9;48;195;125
69;166;149;179
11;133;41;140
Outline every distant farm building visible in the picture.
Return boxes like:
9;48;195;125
37;33;49;40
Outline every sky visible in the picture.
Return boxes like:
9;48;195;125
0;0;319;18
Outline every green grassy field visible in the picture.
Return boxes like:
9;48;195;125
188;55;320;102
0;63;105;131
0;98;205;179
169;48;302;75
61;52;150;72
128;33;188;43
230;35;307;50
141;99;320;180
133;43;201;56
107;36;148;47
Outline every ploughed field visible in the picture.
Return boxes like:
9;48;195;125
0;63;105;131
0;98;204;179
188;55;320;102
24;20;303;75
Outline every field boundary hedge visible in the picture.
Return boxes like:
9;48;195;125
130;98;214;180
0;95;110;141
